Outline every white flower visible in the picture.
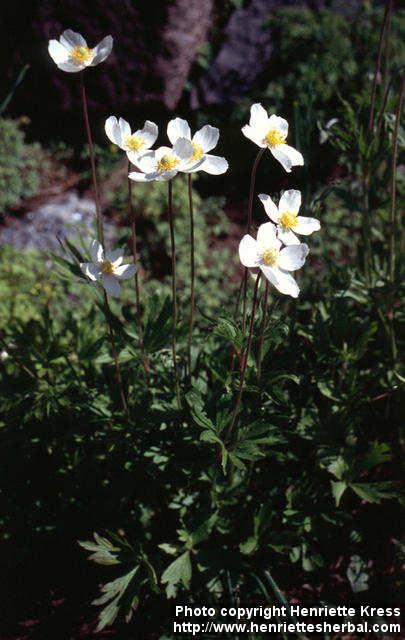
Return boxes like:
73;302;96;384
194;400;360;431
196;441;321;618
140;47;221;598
48;29;113;73
239;222;309;298
0;350;9;362
128;138;195;182
242;103;304;173
80;240;136;297
166;118;228;175
258;190;320;246
105;116;158;159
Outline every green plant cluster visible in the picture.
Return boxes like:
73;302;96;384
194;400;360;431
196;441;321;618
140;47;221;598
0;6;404;638
0;118;43;214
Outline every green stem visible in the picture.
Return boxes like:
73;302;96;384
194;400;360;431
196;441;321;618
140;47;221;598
103;291;129;417
361;166;372;283
368;2;390;132
240;148;265;332
226;273;261;441
79;72;104;245
388;72;405;362
168;180;181;408
187;174;195;375
257;279;269;381
127;162;149;380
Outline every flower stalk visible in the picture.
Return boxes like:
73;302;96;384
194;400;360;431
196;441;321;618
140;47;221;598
257;279;269;381
388;72;404;362
241;148;265;331
227;272;261;440
79;72;104;245
187;174;196;374
127;161;149;378
168;180;181;408
103;291;129;417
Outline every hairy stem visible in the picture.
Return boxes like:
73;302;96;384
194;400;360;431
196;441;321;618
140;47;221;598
369;2;390;132
240;148;265;332
388;72;405;361
168;180;181;408
257;279;269;381
127;162;149;379
227;273;261;440
79;72;104;245
187;174;196;374
103;291;129;417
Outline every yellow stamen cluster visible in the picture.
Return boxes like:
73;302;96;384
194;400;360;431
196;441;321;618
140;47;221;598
264;129;286;147
101;261;115;275
70;45;93;65
279;210;298;229
191;143;204;162
262;248;279;266
157;154;179;172
125;134;144;152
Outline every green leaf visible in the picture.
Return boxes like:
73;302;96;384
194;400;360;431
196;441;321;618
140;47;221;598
350;482;399;504
161;551;192;598
92;566;139;632
328;456;349;480
331;481;347;506
78;532;120;565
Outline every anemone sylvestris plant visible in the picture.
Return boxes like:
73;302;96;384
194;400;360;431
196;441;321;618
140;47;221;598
21;15;402;633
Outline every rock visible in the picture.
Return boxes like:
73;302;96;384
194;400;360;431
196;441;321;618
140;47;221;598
0;191;115;252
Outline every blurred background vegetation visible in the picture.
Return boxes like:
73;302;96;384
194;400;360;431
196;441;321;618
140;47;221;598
0;1;404;638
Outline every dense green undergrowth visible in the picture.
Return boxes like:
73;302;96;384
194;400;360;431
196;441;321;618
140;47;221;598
0;5;404;638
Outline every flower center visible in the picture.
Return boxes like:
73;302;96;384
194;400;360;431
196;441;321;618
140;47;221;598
262;248;279;266
125;134;144;152
70;45;93;65
264;129;286;147
157;154;179;172
279;210;298;229
101;261;115;275
191;142;204;162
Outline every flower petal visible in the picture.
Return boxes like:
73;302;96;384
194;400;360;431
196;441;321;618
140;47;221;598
198;154;228;175
60;30;87;50
173;138;193;162
278;243;309;271
105;248;123;264
239;235;260;267
105;116;122;147
80;262;100;281
155;170;178;181
128;171;151;182
133;151;157;172
241;124;266;148
267;114;288;136
117;117;131;141
277;228;300;245
258;193;279;223
91;35;113;66
261;266;300;297
167;118;191;145
271;144;304;173
135;121;158;148
56;61;83;73
48;40;69;64
102;275;121;297
279;189;301;214
114;264;137;279
249;103;269;129
90;239;104;263
256;222;279;252
294;217;321;235
193;125;219;152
